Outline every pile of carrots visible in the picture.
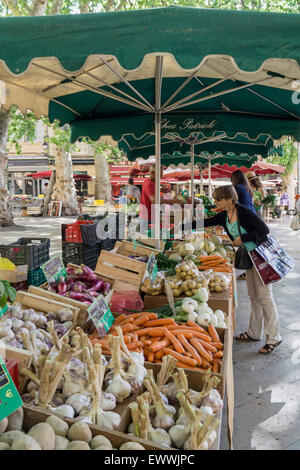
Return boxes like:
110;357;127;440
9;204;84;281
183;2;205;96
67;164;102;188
89;312;224;373
197;255;232;273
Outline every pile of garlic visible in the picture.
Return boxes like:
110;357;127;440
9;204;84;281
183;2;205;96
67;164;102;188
127;356;223;450
0;303;75;356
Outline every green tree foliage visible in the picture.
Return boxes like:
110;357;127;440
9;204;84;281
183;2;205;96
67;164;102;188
268;139;298;174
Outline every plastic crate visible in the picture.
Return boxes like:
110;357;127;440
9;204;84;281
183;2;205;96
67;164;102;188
62;242;101;270
10;280;28;291
62;221;94;243
0;238;50;270
27;267;47;287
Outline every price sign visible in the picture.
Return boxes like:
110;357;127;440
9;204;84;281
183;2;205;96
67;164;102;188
41;255;67;284
146;252;158;287
0;304;8;319
0;356;23;421
87;295;115;338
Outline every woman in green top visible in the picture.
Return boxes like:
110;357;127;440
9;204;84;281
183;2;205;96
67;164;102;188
181;186;189;198
203;185;282;354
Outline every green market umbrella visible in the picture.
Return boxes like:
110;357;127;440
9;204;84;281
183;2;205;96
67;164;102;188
0;6;300;241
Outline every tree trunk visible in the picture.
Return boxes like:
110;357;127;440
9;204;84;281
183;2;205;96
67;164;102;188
51;147;79;216
281;161;297;209
94;152;112;202
31;0;48;16
0;109;14;227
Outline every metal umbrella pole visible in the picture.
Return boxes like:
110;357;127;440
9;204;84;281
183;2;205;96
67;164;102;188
208;156;212;197
190;143;195;221
154;57;163;250
297;142;300;195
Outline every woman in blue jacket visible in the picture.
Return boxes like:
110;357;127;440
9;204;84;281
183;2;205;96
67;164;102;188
231;170;256;279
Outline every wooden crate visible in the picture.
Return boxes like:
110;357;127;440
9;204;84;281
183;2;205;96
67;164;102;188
115;240;160;258
113;363;223;450
22;404;168;450
0;343;32;368
15;291;80;326
134;233;166;251
95;250;146;287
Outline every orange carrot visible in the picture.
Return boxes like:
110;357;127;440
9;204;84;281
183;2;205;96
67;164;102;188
172;330;194;339
213;351;223;359
120;324;135;334
134;314;150;326
155;350;165;360
190;338;213;363
213;359;221;373
208;325;220;343
177;334;202;366
162;348;197;367
211;342;223;350
136;327;164;337
154;359;162;364
195;338;218;353
186;321;207;334
143;318;176;327
149;338;171;353
163;328;185;355
114;314;126;324
148;351;154;362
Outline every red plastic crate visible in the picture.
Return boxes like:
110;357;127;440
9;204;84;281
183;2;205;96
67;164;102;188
64;221;94;243
5;359;19;391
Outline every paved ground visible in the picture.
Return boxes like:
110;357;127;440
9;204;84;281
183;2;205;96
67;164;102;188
1;215;300;450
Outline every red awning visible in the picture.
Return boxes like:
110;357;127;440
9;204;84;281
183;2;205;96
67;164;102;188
27;171;92;181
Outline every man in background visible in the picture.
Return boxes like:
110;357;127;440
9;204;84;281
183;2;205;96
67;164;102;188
127;177;141;203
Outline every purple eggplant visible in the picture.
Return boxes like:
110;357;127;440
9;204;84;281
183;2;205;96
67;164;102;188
69;291;86;301
73;281;86;292
81;264;95;275
88;291;99;298
58;278;68;295
102;281;111;294
66;278;75;291
71;274;97;282
87;279;104;293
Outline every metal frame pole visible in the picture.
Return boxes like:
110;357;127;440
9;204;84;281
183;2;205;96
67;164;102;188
297;142;300;195
191;143;195;213
154;56;163;249
208;156;212;197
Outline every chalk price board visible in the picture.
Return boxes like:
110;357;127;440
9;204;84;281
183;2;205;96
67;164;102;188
87;295;114;338
0;357;23;421
41;255;67;283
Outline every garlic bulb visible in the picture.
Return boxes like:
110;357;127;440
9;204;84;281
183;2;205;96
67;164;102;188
66;393;92;414
48;404;75;419
97;410;121;431
101;391;116;411
169;424;190;449
106;336;132;403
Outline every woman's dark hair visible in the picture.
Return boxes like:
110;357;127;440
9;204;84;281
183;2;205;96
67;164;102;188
213;185;238;204
128;177;134;185
231;170;253;196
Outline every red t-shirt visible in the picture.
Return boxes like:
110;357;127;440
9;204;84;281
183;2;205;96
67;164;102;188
140;178;155;221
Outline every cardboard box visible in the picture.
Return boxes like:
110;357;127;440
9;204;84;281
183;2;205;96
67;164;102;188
22;404;168;450
0;265;28;282
113;363;224;450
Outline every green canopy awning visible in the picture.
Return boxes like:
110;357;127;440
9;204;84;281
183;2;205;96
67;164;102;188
118;132;280;165
0;6;299;141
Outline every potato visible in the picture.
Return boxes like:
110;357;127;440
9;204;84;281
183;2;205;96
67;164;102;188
91;435;113;450
94;445;113;450
68;422;92;443
0;430;24;446
0;418;8;435
7;407;23;431
119;442;145;450
66;440;91;450
28;423;56;450
0;442;10;450
46;415;69;437
55;435;70;450
11;435;41;450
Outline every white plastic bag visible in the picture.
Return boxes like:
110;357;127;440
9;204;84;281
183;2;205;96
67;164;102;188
290;215;300;231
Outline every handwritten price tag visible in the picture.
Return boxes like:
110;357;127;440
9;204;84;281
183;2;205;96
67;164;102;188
41;255;67;284
88;295;114;338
